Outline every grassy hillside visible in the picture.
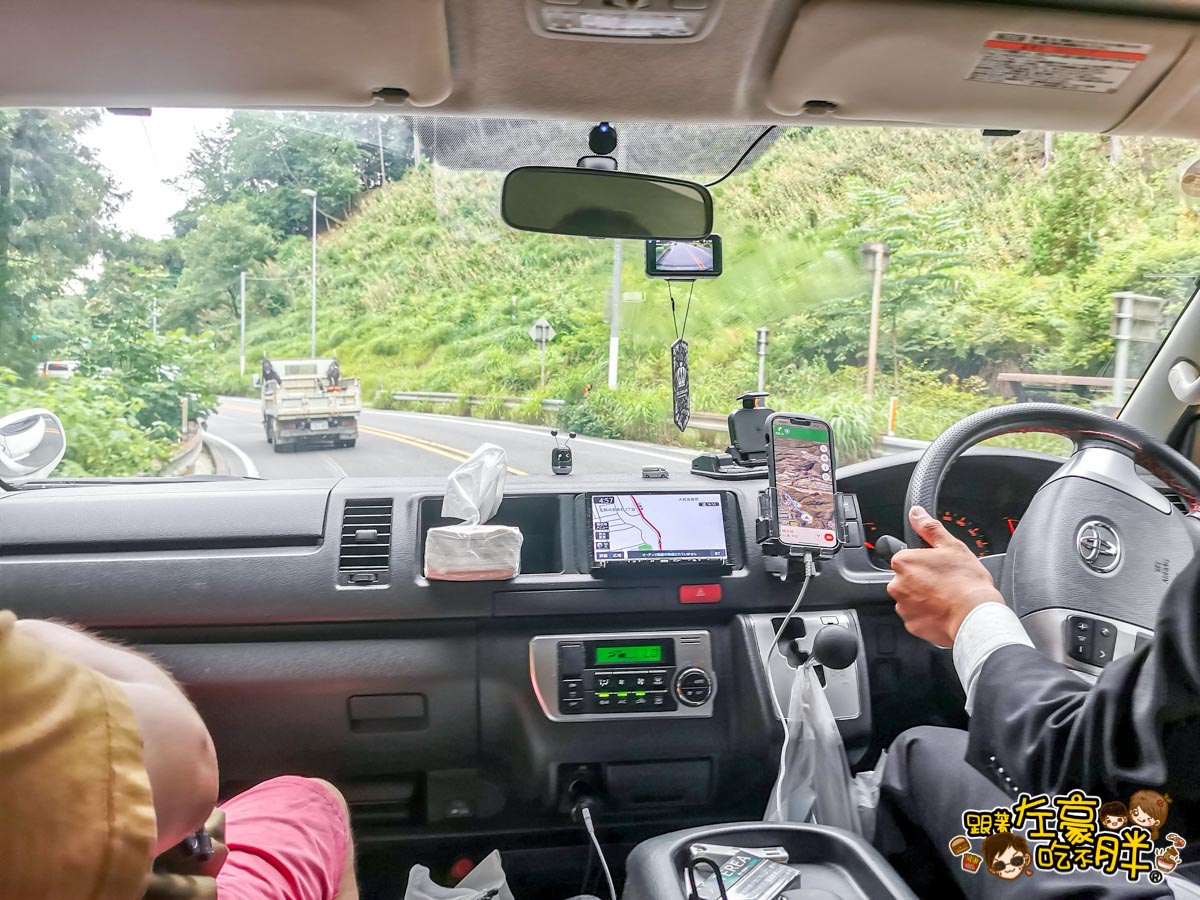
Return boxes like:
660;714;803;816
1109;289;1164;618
215;127;1200;459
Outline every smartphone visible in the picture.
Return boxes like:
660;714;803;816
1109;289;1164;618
766;413;839;551
644;234;722;279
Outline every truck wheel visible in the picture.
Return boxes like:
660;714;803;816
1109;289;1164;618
271;420;288;453
342;439;357;448
264;418;273;443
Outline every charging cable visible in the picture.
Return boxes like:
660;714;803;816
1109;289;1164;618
581;805;616;900
766;552;815;821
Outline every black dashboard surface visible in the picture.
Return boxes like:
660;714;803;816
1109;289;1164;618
0;447;1066;865
0;448;1064;628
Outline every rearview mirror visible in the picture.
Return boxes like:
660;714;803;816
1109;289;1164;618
501;166;713;240
0;408;66;483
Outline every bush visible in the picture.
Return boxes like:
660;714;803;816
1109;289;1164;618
0;369;172;477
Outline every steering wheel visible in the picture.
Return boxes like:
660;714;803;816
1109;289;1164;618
901;403;1200;653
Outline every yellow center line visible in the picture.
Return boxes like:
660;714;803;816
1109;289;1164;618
220;401;527;476
359;424;528;476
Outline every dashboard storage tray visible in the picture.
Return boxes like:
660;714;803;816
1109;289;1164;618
623;821;917;900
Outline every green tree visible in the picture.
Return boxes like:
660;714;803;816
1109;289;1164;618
174;201;277;326
1027;134;1115;280
173;112;375;238
0;109;112;377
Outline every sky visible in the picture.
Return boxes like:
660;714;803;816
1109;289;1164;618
82;108;229;239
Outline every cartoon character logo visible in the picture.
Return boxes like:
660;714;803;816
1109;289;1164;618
1129;790;1170;841
1099;800;1129;831
982;832;1032;881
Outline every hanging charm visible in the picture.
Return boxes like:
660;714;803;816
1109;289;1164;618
671;337;691;433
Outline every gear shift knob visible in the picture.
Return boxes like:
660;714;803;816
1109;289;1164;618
811;625;858;670
874;534;907;565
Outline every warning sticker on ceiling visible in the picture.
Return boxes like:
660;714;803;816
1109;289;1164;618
968;32;1150;93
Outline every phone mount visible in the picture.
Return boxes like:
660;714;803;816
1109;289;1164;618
550;430;576;475
755;488;867;580
691;391;773;480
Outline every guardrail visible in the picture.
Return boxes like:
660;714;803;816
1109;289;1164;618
388;390;564;413
876;434;932;456
384;391;934;447
160;426;203;476
387;391;724;429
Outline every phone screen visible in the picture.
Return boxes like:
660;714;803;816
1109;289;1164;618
771;420;838;549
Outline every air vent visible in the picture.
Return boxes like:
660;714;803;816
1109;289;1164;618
338;498;393;585
1157;488;1190;514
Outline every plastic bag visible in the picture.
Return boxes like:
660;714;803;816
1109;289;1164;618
424;444;523;581
442;444;507;525
850;748;888;842
764;661;860;833
403;850;515;900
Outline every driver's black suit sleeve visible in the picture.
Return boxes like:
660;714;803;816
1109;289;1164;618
966;553;1200;824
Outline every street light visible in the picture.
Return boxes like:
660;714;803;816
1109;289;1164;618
859;242;891;398
301;188;318;358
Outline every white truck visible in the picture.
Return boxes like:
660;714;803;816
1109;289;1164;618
260;357;361;453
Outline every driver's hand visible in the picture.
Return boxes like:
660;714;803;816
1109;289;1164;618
887;506;1006;647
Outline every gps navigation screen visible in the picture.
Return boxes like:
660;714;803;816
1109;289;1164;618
771;422;837;549
589;493;727;563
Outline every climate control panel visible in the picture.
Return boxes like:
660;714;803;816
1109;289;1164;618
530;631;716;721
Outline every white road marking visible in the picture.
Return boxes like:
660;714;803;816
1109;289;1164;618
202;430;261;478
364;409;697;465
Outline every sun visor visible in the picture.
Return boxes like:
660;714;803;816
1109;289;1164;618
765;0;1194;133
0;0;452;109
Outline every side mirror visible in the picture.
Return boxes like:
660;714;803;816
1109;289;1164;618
0;408;66;483
252;373;262;389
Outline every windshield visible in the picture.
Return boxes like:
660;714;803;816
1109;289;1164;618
0;110;1194;480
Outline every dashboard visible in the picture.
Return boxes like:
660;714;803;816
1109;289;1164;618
0;447;1066;869
861;499;1020;562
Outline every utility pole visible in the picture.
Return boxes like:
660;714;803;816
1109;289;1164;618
239;270;247;376
607;239;622;390
1044;131;1054;169
756;327;769;392
1110;135;1122;164
151;295;158;337
302;189;318;358
606;142;627;391
412;119;421;167
860;242;890;398
377;118;387;186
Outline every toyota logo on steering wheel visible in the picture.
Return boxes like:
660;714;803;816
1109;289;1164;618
1076;521;1121;573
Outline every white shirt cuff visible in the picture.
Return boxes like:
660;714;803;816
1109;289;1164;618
952;602;1034;715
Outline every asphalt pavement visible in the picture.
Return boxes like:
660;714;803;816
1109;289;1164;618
205;397;698;480
657;241;714;272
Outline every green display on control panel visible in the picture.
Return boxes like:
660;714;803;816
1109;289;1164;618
593;645;663;664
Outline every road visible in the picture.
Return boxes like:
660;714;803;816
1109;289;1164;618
205;397;698;479
656;240;714;272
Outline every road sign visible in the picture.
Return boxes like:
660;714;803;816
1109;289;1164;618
530;317;555;387
529;317;556;344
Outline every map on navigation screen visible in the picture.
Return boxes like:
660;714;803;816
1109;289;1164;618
771;421;838;550
590;493;727;562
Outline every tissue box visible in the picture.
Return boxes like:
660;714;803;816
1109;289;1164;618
424;524;524;581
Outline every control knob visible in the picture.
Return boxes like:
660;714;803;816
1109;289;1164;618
674;667;713;706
